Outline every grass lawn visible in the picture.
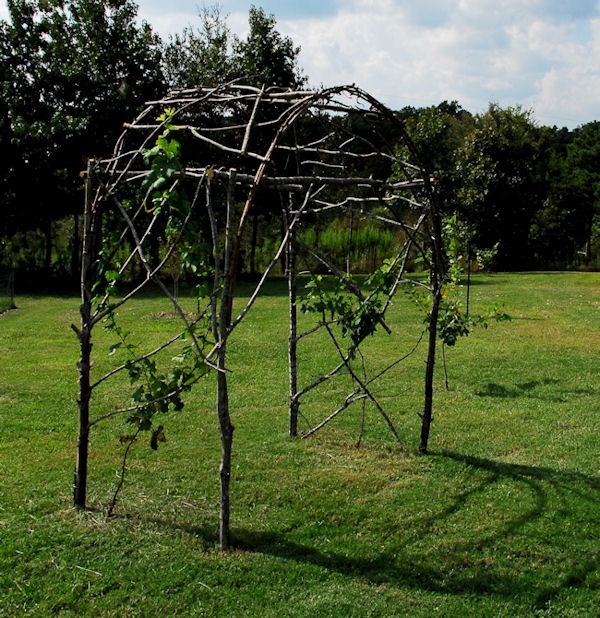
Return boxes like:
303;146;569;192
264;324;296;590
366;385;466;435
0;273;598;616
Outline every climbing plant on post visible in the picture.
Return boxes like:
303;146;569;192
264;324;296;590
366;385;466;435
73;114;214;512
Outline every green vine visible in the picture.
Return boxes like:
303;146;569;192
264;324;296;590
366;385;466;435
405;214;510;354
88;108;216;512
300;259;397;356
104;312;207;447
142;108;188;219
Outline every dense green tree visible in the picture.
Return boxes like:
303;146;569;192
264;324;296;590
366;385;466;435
456;105;546;270
563;121;600;263
164;4;305;91
392;103;600;270
0;0;164;273
527;126;584;267
232;5;305;89
397;104;597;270
163;5;233;89
399;101;473;215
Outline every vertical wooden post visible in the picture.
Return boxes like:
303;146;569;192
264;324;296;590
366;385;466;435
419;193;446;455
217;170;236;549
73;160;97;508
287;195;299;437
419;274;441;454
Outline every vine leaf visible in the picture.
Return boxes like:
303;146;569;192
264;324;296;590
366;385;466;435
150;425;167;450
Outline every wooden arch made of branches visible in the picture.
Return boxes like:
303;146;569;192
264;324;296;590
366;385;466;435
75;83;445;547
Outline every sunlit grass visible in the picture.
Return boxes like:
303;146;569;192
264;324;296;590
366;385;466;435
0;274;598;616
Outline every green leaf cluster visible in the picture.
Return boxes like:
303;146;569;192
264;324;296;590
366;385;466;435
300;260;398;355
142;108;189;219
106;312;208;450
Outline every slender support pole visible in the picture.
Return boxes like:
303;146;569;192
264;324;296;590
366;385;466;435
419;189;446;455
74;321;92;508
419;276;441;454
74;161;98;508
217;171;236;549
466;238;472;317
287;196;299;437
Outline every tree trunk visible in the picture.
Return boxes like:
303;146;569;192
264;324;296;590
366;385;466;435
74;164;98;508
287;214;299;437
71;213;80;281
217;171;236;549
250;210;259;275
419;282;441;454
149;227;160;270
43;220;52;273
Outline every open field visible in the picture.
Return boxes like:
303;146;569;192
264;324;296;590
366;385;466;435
0;273;598;616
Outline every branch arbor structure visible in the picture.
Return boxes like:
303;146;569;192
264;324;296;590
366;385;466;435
74;83;446;549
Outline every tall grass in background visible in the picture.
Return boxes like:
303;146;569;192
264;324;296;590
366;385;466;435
301;221;395;273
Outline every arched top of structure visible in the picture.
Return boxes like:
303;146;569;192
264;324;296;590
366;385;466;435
102;82;431;209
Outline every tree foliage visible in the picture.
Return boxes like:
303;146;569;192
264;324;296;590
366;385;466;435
456;105;546;270
0;0;164;269
563;121;600;259
232;5;305;89
396;102;600;271
163;5;233;89
401;101;474;216
2;1;600;278
163;4;305;91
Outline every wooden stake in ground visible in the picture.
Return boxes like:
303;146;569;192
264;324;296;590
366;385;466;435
73;160;100;509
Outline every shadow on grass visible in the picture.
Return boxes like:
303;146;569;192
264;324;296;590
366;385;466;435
230;451;599;612
475;378;597;401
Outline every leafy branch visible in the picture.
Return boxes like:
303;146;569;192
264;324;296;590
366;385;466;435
406;214;510;392
78;110;216;513
300;258;398;357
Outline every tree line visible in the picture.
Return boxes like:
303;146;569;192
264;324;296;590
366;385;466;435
1;0;599;282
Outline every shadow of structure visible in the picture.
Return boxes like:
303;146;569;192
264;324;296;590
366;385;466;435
228;451;599;613
475;378;597;402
